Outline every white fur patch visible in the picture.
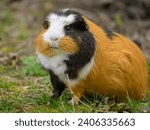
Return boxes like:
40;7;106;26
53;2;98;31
62;8;70;12
43;12;76;48
37;51;94;87
37;51;68;75
79;57;94;79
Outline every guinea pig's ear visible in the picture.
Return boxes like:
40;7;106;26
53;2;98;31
84;23;89;31
80;21;89;31
74;20;89;32
42;20;50;30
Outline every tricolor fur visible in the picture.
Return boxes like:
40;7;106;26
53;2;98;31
36;9;148;103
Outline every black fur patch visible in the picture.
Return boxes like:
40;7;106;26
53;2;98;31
64;32;95;80
104;28;116;39
133;40;142;49
53;9;82;17
66;20;88;32
53;9;89;32
49;70;66;98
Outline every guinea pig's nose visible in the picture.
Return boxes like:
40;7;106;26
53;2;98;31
50;37;59;42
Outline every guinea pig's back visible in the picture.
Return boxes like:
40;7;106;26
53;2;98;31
111;34;148;99
84;18;148;100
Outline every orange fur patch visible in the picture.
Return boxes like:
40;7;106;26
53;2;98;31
35;30;55;57
59;36;79;54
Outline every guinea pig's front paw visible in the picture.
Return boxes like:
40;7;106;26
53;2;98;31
50;90;60;98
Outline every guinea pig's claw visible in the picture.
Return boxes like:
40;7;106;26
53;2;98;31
50;91;60;98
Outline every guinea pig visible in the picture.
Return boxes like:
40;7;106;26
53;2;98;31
35;9;148;104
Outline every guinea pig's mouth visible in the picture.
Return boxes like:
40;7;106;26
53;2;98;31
50;46;59;49
49;42;60;49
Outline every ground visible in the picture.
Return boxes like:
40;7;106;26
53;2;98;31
0;0;150;112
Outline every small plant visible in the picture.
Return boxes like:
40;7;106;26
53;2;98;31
114;14;123;28
21;56;47;76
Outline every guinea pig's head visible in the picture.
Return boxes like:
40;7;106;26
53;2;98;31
36;9;94;57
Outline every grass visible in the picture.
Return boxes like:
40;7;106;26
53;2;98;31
0;56;150;113
0;9;14;39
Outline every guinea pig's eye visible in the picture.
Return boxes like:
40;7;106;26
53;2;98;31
65;25;72;31
42;20;50;29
